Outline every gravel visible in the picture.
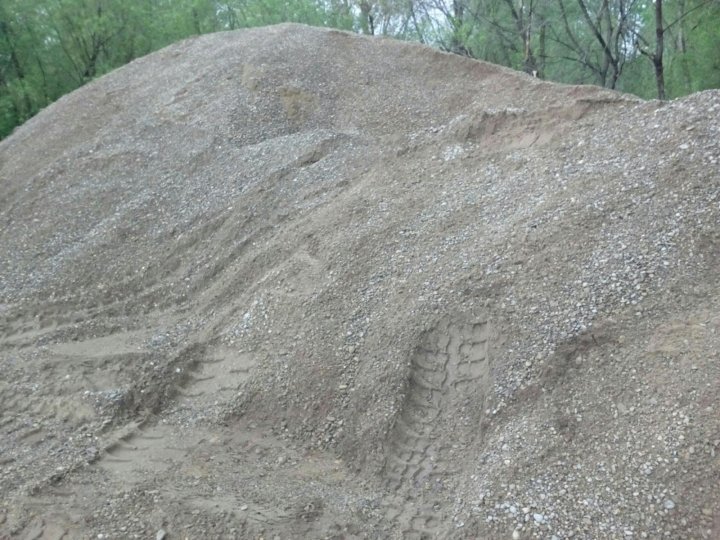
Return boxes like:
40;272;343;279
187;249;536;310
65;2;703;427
1;23;719;540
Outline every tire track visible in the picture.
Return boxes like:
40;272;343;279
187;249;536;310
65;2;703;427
99;423;188;483
382;318;492;538
97;345;258;481
15;344;266;539
176;348;255;407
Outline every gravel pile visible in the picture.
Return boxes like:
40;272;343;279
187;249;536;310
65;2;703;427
1;23;718;539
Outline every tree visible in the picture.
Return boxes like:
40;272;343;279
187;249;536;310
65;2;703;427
632;0;718;99
635;0;665;98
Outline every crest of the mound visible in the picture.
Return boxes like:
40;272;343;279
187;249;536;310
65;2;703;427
0;23;626;179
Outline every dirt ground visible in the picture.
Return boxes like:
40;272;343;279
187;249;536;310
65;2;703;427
1;24;719;540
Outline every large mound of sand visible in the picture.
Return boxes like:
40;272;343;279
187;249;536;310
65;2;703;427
1;23;719;539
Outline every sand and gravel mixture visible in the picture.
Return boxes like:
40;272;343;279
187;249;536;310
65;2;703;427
1;23;719;540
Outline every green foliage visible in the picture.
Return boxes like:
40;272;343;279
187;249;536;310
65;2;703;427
0;0;718;139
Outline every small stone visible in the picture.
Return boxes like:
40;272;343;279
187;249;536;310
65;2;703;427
533;513;545;524
156;530;167;540
240;504;248;511
512;529;520;540
85;446;99;461
664;499;675;510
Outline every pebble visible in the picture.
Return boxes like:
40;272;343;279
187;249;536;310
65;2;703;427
663;499;675;510
156;530;167;540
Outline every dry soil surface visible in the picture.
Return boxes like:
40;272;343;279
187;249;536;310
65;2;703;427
1;23;719;540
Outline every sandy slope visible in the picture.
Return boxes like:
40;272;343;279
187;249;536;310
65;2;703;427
1;23;719;540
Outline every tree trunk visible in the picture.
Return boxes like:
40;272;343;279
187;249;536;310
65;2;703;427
537;16;546;77
359;0;375;35
450;0;468;55
577;0;620;88
676;0;693;91
654;0;665;99
1;21;33;115
503;0;537;74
